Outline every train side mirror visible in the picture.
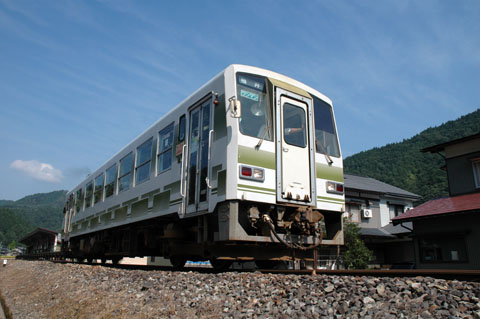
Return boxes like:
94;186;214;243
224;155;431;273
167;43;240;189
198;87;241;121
229;96;241;118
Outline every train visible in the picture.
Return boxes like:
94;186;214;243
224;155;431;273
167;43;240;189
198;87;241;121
61;64;345;269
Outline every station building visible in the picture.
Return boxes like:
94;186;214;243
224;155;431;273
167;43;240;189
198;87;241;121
19;228;61;255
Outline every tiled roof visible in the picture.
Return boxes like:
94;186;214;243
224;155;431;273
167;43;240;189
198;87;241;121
392;192;480;224
344;174;421;199
359;222;412;239
359;227;396;238
381;222;412;235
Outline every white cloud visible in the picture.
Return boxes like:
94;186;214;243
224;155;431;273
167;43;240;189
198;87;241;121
10;160;64;183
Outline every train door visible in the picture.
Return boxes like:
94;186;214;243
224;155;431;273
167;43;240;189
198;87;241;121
185;98;213;214
275;88;316;205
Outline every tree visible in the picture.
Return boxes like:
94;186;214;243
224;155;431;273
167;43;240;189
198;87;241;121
342;221;373;269
8;240;16;250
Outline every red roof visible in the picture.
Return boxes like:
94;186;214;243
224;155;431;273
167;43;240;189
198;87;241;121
392;192;480;224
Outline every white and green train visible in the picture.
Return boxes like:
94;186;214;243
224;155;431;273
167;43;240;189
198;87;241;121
63;65;345;268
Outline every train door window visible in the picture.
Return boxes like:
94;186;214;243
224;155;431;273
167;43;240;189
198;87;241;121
283;103;307;148
75;188;83;213
105;164;117;198
85;181;93;208
94;173;104;204
136;138;153;184
68;194;74;214
178;115;186;143
119;152;133;192
199;103;211;202
158;123;174;174
313;96;340;158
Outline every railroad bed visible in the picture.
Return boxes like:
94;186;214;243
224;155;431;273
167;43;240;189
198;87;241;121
1;260;479;319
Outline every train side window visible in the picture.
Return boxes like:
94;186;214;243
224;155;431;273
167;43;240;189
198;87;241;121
119;152;133;192
158;123;174;174
105;164;117;198
136;138;153;184
178;115;186;143
75;188;83;213
85;181;93;208
94;173;104;204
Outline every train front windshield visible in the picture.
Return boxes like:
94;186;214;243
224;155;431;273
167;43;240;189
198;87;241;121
236;73;340;159
313;96;340;158
237;74;272;140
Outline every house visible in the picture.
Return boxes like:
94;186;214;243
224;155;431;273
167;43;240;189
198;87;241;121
18;228;61;255
392;133;480;269
344;174;422;267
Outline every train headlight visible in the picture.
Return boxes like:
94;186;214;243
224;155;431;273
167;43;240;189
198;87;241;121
239;165;265;182
326;181;344;194
253;168;264;180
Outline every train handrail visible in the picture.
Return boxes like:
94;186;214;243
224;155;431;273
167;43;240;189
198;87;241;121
180;144;187;197
206;129;214;189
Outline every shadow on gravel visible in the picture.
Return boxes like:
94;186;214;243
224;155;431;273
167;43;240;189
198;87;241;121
0;289;13;319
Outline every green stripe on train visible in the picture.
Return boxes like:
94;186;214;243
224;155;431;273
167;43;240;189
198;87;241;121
317;195;345;203
238;145;275;170
238;188;276;196
316;163;344;182
238;183;276;194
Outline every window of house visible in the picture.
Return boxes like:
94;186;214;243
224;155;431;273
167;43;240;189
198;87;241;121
75;188;83;213
119;152;133;192
346;203;360;223
94;173;104;204
136;138;153;184
105;164;117;198
85;181;93;208
389;204;404;219
473;159;480;189
158;123;174;173
419;236;468;263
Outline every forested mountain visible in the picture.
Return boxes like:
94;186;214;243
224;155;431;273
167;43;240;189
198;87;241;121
0;190;67;247
344;109;480;203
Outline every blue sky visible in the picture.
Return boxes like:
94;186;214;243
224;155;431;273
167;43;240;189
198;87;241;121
0;1;479;200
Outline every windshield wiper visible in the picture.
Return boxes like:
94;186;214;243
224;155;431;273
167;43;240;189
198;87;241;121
316;140;334;165
255;122;271;150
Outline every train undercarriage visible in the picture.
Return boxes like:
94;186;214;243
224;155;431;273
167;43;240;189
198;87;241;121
60;201;342;269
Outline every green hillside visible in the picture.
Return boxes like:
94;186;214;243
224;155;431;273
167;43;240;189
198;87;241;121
0;190;67;247
344;109;480;203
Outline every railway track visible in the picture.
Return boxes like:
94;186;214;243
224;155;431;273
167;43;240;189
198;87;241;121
48;258;480;282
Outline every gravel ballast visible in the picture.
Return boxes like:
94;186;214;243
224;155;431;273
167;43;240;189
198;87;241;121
1;260;479;318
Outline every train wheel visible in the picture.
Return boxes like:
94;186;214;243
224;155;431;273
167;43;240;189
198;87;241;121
112;257;121;265
170;256;186;269
209;258;233;271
